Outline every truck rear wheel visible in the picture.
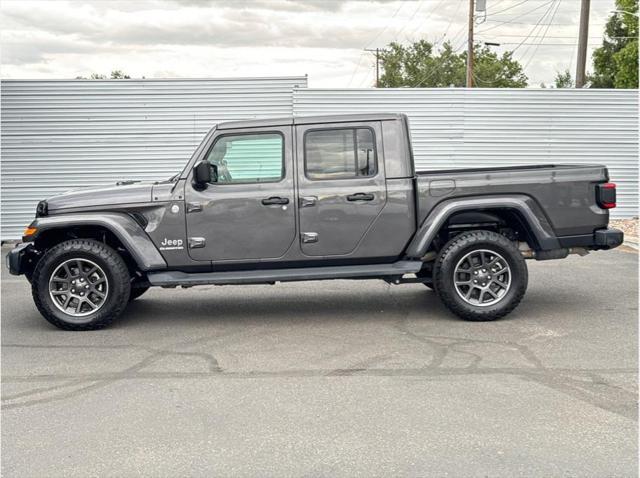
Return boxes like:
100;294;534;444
31;239;131;330
433;230;528;321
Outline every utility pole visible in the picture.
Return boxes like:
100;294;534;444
365;48;383;87
466;0;474;87
575;0;591;88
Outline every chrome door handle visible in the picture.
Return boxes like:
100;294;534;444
346;193;374;202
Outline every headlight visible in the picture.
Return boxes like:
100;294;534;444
36;200;48;217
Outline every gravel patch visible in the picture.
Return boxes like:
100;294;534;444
610;218;638;243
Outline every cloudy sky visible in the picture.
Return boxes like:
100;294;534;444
1;0;616;87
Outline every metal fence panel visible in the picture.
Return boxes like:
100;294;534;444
1;77;307;239
293;88;638;219
1;82;636;239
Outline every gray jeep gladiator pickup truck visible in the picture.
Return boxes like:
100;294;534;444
7;113;623;330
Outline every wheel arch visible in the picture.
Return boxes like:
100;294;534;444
406;195;560;258
29;213;166;272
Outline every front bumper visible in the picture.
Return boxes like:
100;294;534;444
6;242;38;276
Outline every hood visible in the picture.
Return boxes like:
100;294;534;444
46;181;154;213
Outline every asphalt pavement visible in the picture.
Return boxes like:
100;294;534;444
1;245;638;477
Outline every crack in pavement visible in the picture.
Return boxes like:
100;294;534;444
2;296;637;421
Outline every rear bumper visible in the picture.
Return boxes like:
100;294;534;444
558;227;624;250
594;227;624;249
6;242;37;276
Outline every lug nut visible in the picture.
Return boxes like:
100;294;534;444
80;292;84;296
85;285;89;289
473;280;478;284
474;271;478;275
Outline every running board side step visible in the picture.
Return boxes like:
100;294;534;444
147;261;422;287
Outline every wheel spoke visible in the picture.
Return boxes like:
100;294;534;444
84;299;97;310
51;290;68;296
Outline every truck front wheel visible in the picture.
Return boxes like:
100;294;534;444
31;239;131;330
433;230;528;321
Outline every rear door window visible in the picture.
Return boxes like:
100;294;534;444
304;128;376;180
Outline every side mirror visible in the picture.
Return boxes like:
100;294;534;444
193;161;217;188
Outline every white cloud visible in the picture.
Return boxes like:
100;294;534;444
0;0;617;87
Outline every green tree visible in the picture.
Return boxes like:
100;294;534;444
554;70;574;88
76;70;132;80
379;40;528;88
590;0;638;88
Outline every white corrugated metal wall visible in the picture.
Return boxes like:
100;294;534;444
1;80;637;239
0;77;307;239
294;88;638;219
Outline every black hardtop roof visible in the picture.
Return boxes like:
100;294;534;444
216;113;405;130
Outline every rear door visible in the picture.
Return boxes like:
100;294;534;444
295;121;387;257
185;126;296;262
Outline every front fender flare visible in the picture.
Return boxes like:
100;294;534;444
405;195;560;258
29;212;167;271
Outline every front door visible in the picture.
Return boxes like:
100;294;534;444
296;121;387;257
185;126;296;262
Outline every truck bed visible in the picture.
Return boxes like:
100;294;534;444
415;163;609;237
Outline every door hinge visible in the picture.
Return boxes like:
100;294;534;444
301;232;319;243
186;202;203;213
300;196;317;207
188;237;206;249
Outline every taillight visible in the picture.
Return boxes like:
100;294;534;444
596;182;617;209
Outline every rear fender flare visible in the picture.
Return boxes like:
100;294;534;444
405;195;559;258
29;212;167;271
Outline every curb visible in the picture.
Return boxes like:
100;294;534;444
623;237;638;250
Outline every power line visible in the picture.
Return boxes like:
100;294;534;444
404;0;449;41
349;1;406;87
509;0;558;54
364;1;406;49
485;0;530;17
347;52;366;87
395;0;428;42
477;1;555;33
483;20;605;25
438;0;465;43
522;0;562;70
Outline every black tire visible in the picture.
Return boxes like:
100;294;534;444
129;286;150;301
31;239;131;330
433;230;528;321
